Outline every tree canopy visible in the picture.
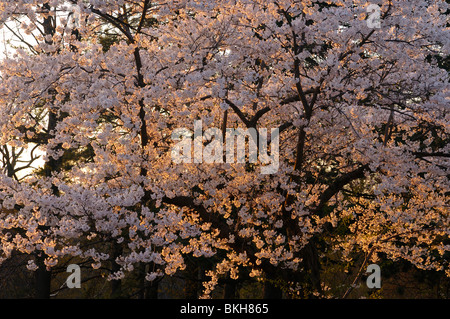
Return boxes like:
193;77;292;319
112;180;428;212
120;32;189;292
0;0;448;299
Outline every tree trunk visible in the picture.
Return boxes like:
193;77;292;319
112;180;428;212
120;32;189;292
263;280;283;299
110;243;123;298
35;257;51;299
301;240;322;297
263;269;283;299
184;259;200;299
34;3;58;299
223;281;237;299
145;279;159;299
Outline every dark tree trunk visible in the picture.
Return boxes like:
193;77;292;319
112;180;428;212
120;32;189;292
34;3;58;299
184;260;200;299
35;258;51;299
137;262;159;299
263;280;283;299
146;279;159;299
110;243;123;298
300;240;322;298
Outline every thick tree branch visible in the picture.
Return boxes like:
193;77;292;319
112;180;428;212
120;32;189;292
224;98;250;127
223;98;271;129
162;195;256;260
312;164;370;216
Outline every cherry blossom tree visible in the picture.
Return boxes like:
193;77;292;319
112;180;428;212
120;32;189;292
0;0;448;298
